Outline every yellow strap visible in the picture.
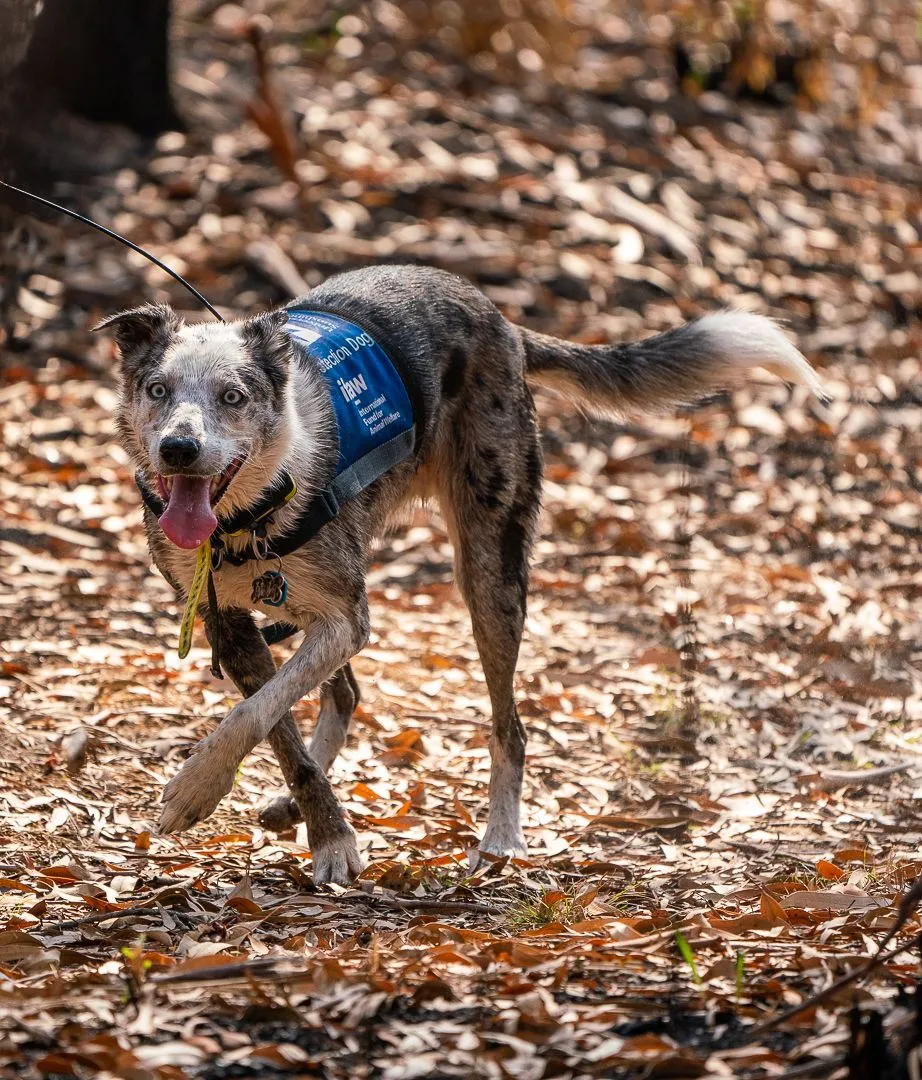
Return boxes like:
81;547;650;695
178;540;211;659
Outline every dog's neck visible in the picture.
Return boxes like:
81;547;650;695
218;346;338;553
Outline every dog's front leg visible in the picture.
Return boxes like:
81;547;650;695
159;603;368;883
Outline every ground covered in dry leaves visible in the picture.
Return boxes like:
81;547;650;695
3;2;922;1077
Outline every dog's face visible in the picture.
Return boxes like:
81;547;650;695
104;304;295;549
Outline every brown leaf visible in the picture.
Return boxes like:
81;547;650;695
760;892;790;923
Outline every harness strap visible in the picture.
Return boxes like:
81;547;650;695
134;470;297;537
328;425;415;508
222;424;416;565
261;621;300;645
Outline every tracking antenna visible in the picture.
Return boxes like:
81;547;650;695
0;179;225;322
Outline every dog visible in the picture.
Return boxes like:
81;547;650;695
103;264;823;884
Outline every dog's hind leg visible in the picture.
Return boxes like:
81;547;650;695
310;664;361;771
188;608;361;884
440;428;541;863
258;664;360;830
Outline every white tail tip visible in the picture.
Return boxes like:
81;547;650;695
697;310;828;401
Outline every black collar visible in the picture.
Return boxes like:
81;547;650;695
135;462;356;573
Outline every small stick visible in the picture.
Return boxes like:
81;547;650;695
358;895;503;916
246;239;310;297
276;890;504;917
34;891;501;939
769;1061;842;1080
814;762;912;789
37;905;163;936
746;933;921;1042
779;757;913;789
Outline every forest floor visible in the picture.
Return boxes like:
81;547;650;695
3;2;922;1077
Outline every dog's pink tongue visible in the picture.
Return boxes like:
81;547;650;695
158;475;217;549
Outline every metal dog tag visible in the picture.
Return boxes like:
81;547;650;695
251;570;288;607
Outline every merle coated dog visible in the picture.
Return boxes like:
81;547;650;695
103;265;823;884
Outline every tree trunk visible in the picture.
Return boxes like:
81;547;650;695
18;0;182;137
0;0;42;170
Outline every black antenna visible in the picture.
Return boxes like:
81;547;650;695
0;178;225;322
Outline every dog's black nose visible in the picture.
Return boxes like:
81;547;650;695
160;436;201;469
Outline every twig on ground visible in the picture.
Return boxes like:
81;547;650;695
245;17;302;186
771;1060;843;1079
245;238;309;297
746;874;922;1040
778;758;913;789
360;895;504;916
37;904;162;936
813;762;912;788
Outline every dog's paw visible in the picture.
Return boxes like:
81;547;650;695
159;742;236;834
258;793;303;832
310;823;363;886
476;823;528;865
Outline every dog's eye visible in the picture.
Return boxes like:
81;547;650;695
148;382;167;400
222;389;244;405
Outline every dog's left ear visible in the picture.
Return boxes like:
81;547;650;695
241;310;291;385
94;303;181;372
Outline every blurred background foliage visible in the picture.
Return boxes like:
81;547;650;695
231;0;922;125
4;0;920;179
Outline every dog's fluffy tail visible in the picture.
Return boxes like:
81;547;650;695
521;310;825;414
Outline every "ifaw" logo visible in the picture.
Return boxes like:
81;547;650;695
337;373;368;401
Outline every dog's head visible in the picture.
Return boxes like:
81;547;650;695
102;304;296;549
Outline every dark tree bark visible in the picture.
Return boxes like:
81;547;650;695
0;0;182;337
18;0;183;137
0;0;41;168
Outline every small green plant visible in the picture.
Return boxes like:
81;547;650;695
736;951;745;1001
675;932;702;985
507;887;584;932
604;882;639;914
426;865;475;891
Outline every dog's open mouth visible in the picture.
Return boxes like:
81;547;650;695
156;457;244;550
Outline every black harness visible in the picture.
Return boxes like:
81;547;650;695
136;469;343;569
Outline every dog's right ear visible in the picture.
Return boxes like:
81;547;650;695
94;303;181;368
241;310;292;387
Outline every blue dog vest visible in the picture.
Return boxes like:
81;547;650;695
285;308;416;507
